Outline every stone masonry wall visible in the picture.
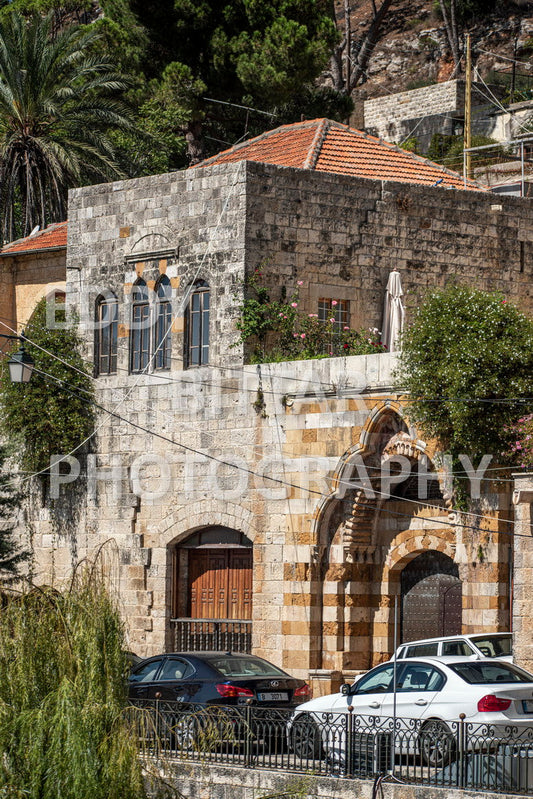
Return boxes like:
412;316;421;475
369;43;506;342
363;80;509;152
243;161;533;330
0;250;66;339
24;160;522;689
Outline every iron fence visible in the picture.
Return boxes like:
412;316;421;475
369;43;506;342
130;700;533;795
169;618;252;653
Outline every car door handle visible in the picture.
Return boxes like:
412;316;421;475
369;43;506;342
369;701;381;708
415;699;428;706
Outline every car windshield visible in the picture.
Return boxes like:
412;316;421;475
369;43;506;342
449;662;533;685
208;656;288;678
469;634;512;658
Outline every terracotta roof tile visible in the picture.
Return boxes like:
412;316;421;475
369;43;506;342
197;118;483;191
0;221;68;256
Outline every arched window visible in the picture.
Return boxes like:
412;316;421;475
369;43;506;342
186;281;209;367
130;278;150;373
154;275;172;370
95;293;118;375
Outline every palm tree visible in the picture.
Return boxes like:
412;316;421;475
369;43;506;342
0;11;136;242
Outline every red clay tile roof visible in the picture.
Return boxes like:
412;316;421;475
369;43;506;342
197;118;483;190
0;221;68;256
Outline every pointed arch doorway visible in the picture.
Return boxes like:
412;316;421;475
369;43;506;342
400;551;462;642
170;526;252;653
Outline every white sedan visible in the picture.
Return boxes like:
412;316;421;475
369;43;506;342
289;657;533;767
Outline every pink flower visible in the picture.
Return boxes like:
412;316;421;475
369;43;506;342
297;280;303;286
329;318;335;323
278;312;284;317
502;299;507;304
291;302;298;308
343;325;350;330
331;300;338;306
301;333;306;339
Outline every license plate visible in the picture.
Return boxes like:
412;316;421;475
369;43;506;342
258;692;288;702
522;700;533;713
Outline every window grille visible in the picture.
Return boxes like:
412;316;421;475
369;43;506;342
318;298;350;353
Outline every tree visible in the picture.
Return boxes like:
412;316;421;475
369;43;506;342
396;284;533;468
328;0;394;97
156;0;343;163
0;10;137;242
0;298;94;476
0;567;165;799
0;443;27;581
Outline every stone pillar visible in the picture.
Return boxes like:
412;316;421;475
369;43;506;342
512;473;533;671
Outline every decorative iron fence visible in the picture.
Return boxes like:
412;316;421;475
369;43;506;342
130;700;533;795
169;618;252;653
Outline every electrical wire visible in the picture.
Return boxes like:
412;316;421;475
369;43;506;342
0;159;249;483
16;360;533;540
7;320;533;484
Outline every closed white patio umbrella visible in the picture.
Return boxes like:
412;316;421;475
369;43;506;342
382;270;405;352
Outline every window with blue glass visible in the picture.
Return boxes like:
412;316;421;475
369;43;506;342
186;281;209;367
130;278;150;373
95;294;118;375
154;275;172;370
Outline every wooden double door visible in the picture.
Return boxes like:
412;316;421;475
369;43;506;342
188;548;252;620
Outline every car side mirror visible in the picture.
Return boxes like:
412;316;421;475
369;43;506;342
340;682;355;697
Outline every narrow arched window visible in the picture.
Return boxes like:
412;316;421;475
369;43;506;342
186;281;209;367
130;278;150;373
154;275;172;370
95;293;118;375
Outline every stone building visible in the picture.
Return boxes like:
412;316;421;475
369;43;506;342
3;119;532;688
0;222;67;347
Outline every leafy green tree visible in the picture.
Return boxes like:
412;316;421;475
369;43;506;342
0;569;159;799
0;443;27;580
427;134;502;174
0;10;137;241
0;298;94;475
152;0;343;162
111;61;205;175
396;285;533;465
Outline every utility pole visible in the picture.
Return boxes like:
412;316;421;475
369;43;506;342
464;33;472;181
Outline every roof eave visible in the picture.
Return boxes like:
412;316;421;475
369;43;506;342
0;244;67;258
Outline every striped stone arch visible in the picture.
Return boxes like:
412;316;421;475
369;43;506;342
157;501;258;546
313;403;430;552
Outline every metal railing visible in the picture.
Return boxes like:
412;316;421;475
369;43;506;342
169;618;252;653
130;700;533;795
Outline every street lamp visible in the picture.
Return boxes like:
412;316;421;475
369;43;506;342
1;332;35;383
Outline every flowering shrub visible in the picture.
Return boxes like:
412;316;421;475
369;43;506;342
508;415;533;469
396;284;533;465
235;272;387;362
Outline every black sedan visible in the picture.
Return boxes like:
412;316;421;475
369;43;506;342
129;651;310;707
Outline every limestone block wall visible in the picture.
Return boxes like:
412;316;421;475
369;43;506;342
23;160;522;686
26;348;512;683
243;161;533;333
363;80;497;148
512;473;533;672
0;250;66;339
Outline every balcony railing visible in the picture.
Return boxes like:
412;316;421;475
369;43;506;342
169;618;252;653
130;701;533;796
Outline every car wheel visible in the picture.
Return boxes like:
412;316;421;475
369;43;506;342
290;716;324;759
419;719;457;768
